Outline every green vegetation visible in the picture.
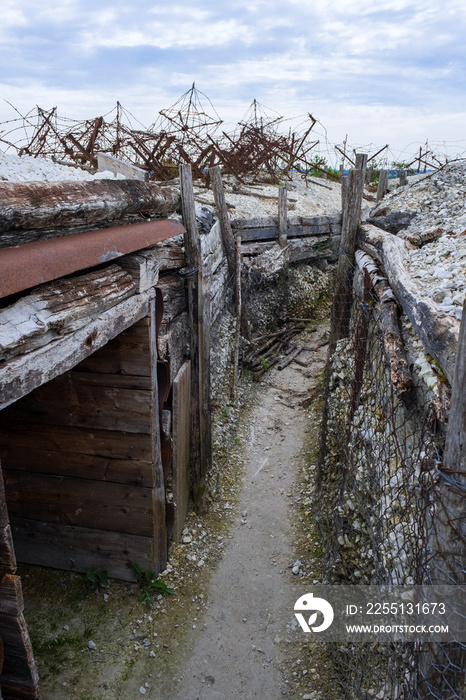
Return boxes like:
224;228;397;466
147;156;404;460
131;562;175;605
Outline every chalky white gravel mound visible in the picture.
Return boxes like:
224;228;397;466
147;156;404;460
0;152;126;182
378;162;466;322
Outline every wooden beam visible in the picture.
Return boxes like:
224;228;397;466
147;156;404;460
0;179;180;244
0;265;136;363
355;250;412;393
357;223;459;385
0;289;155;410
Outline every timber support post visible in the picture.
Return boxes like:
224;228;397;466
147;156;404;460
278;186;288;248
316;154;367;492
179;164;209;511
210;164;250;341
376;169;389;201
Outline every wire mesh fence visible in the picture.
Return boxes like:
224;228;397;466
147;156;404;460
315;259;465;699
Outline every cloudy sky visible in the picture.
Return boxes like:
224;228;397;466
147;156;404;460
1;0;465;164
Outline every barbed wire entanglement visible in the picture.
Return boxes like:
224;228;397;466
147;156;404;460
314;249;465;697
2;88;466;184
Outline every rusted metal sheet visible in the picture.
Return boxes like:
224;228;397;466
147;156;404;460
0;219;185;300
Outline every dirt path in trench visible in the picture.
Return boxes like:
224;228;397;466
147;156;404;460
162;326;329;700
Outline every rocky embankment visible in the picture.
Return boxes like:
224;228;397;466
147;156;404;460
369;162;466;323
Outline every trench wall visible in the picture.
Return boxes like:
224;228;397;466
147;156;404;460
317;265;464;699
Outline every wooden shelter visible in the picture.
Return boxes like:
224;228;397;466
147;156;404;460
0;176;193;698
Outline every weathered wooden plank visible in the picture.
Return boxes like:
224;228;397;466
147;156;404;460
0;576;23;617
172;362;191;542
0;424;152;461
118;250;160;293
0;265;136;363
231;216;275;230
157;274;188;323
10;519;153;581
0;446;153;487
76;317;151;377
97;152;148;181
0;608;39;697
149;297;167;574
235;226;277;242
0;179;180;244
149;238;186;272
68;370;152;390
357;223;459;384
4;471;154;536
0;289;154;410
157;312;191;382
0;375;152;434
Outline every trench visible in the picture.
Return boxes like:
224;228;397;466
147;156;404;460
152;322;331;700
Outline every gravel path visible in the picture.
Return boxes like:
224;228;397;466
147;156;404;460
161;329;329;700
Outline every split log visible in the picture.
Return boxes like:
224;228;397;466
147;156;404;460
0;288;155;410
0;265;136;363
355;250;412;393
0;180;180;247
358;223;460;385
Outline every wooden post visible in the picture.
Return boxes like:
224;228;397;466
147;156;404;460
209;164;250;341
339;164;345;182
399;170;408;187
179;164;205;510
376;169;389;201
355;153;368;173
316;157;366;490
323;166;328;180
210;165;236;278
365;166;373;185
278;186;288;248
